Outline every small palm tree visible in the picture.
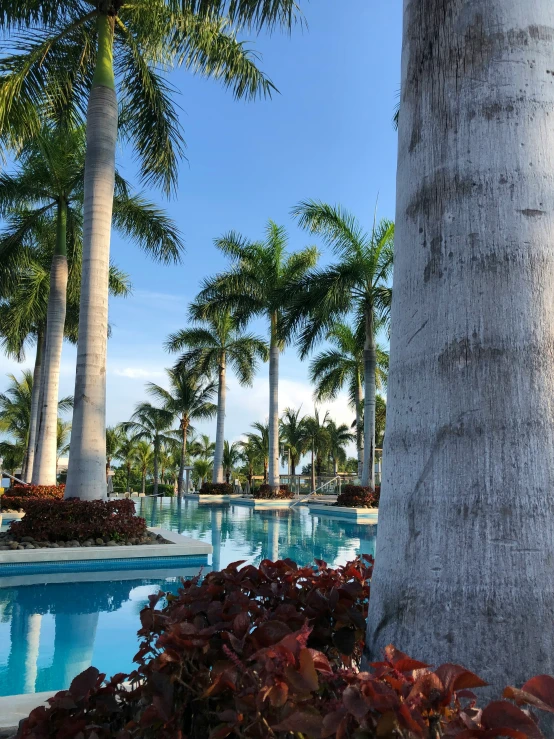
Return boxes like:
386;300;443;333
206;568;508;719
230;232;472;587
166;309;267;483
222;440;242;484
147;370;217;496
309;322;388;479
56;419;71;477
289;201;394;488
124;403;175;497
238;440;262;489
105;425;125;480
133;441;153;495
194;222;317;490
243;421;270;483
304;409;331;492
190;433;216;462
0;2;286;501
194;459;212;488
117;431;139;494
325;419;354;476
279;407;307;477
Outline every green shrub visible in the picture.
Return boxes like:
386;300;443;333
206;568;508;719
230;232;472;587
145;483;174;496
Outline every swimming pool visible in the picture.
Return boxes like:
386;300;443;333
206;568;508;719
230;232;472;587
0;498;377;697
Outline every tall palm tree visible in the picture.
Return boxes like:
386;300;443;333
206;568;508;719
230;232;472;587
366;1;554;692
289;202;394;488
325;418;354;476
194;222;318;491
166;309;267;484
279;407;307;477
56;418;71;477
303;409;330;492
222;440;241;484
147;370;217;496
0;125;177;487
133;441;153;496
105;425;125;480
124;403;174;497
0;2;288;502
243;421;270;484
238;440;261;489
117;431;138;494
309;322;388;479
189;433;216;461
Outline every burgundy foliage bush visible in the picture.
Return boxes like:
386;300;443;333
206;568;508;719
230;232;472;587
336;484;379;508
9;498;147;543
256;483;293;499
17;555;554;738
3;483;64;501
200;482;234;495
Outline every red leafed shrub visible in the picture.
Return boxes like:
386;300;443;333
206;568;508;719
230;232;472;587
256;483;293;499
1;496;40;512
4;483;64;500
336;484;379;508
16;556;554;739
9;498;147;543
200;482;234;495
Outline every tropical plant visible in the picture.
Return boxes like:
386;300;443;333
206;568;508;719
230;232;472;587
194;222;317;491
325;418;354;476
124;403;174;497
310;322;388;479
147;370;217;496
56;418;71;476
132;441;153;496
193;459;211;488
222;440;241;484
0;439;24;478
189;433;216;462
243;421;270;483
0;0;285;501
289;201;394;488
105;425;125;479
166;309;267;483
279;407;307;477
238;440;262;488
375;393;386;450
304;409;330;492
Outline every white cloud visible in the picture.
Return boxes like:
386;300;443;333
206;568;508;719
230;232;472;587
113;367;165;379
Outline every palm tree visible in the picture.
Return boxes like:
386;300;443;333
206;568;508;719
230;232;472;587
190;433;216;462
105;425;125;480
193;459;212;488
309;322;388;479
325;419;354;476
133;441;153;496
117;431;138;494
222;440;241;484
243;421;270;484
0;440;24;478
303;409;330;492
238;440;261;490
124;403;174;497
279;407;307;477
0;2;289;502
166;309;267;484
147;370;217;496
56;418;71;477
194;222;318;491
289;202;394;489
375;394;386;451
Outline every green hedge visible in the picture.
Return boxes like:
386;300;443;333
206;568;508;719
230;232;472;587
145;483;175;496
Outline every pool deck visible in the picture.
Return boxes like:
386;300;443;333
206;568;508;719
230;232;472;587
0;690;53;732
0;528;211;575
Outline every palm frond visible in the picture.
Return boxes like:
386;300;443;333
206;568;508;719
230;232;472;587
179;0;303;32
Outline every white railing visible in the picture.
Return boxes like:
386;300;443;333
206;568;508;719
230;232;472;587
290;476;341;507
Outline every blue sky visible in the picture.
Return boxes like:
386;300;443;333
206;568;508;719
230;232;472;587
0;1;402;461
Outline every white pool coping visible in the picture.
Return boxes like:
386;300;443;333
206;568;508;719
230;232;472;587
187;494;243;502
0;527;211;566
0;690;53;730
308;504;379;521
231;497;297;508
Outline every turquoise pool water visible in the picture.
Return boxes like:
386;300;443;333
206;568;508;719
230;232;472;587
0;498;376;697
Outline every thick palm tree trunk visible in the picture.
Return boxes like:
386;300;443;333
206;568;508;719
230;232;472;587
141;471;146;495
23;329;44;482
366;0;554;693
361;312;376;488
268;319;280;491
212;355;226;483
356;380;363;480
65;15;117;501
33;202;69;485
178;419;188;497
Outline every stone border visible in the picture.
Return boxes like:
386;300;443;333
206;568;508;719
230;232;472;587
231;497;297;509
307;504;379;522
0;690;53;731
186;494;243;503
0;528;211;568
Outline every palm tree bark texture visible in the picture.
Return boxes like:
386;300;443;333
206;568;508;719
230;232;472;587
366;0;554;695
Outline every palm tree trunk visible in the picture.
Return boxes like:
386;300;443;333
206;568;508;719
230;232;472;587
141;471;145;495
310;442;315;493
23;328;44;482
366;0;554;694
356;379;364;480
153;439;159;496
268;317;280;490
213;354;226;483
33;201;69;486
65;14;117;501
361;310;376;489
126;462;131;493
178;419;188;497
